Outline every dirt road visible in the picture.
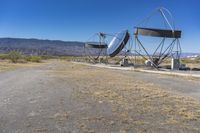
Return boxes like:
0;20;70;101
1;60;200;133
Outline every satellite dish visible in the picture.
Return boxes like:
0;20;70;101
107;30;130;57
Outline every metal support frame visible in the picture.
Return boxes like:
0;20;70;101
84;32;108;63
133;7;182;69
134;34;181;68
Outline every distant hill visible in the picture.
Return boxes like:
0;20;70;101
0;38;85;56
181;53;200;58
0;38;198;57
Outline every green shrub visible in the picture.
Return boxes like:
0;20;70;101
8;51;22;63
25;56;42;63
0;54;9;60
40;55;57;60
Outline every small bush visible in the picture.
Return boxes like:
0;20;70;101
25;56;42;63
8;51;22;63
40;55;53;60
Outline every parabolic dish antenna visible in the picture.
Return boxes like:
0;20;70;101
107;30;130;57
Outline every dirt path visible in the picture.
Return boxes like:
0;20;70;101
1;60;200;133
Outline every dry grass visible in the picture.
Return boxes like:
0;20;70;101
51;61;200;132
0;60;50;72
186;63;200;69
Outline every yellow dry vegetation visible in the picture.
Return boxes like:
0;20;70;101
0;60;50;72
51;61;200;132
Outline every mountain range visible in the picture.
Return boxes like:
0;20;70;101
0;38;199;57
0;38;85;56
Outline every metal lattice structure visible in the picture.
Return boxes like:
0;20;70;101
84;32;108;63
134;7;182;68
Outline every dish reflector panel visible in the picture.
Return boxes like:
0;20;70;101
85;42;108;48
135;27;181;38
107;30;130;57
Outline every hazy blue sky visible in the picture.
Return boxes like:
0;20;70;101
0;0;199;52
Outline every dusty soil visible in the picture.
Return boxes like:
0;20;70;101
1;60;200;133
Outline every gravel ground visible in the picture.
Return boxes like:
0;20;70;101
1;60;200;133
